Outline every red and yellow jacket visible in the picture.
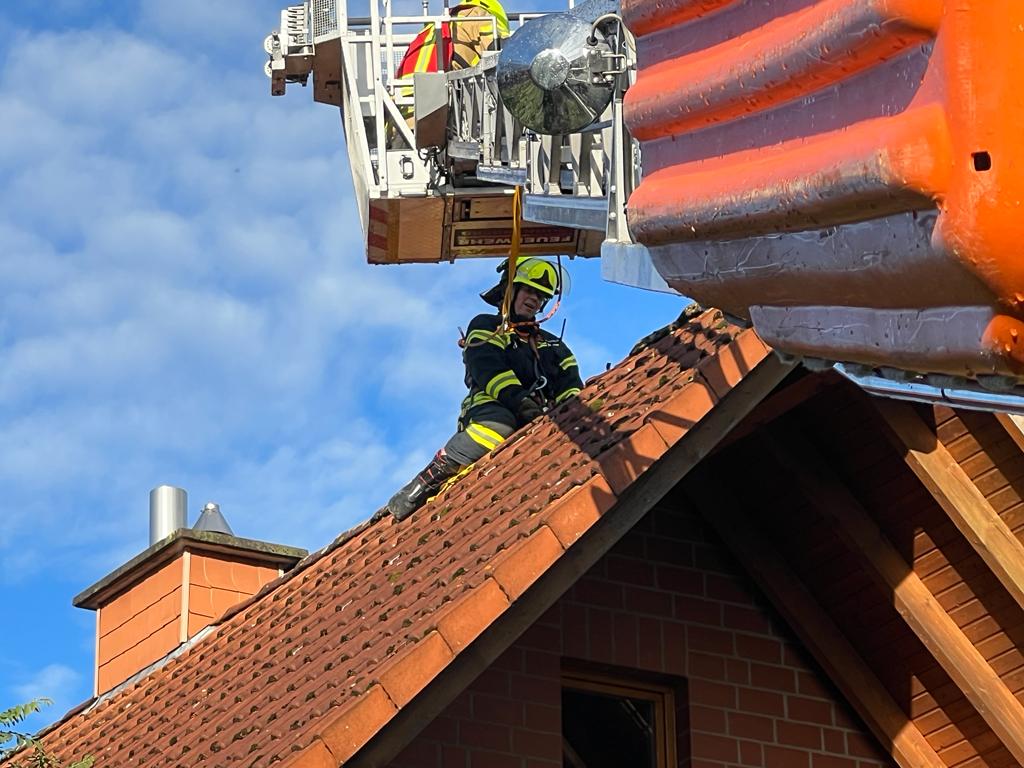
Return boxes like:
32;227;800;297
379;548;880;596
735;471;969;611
396;4;505;77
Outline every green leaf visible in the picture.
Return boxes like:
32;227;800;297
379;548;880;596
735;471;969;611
1;699;91;767
0;699;51;729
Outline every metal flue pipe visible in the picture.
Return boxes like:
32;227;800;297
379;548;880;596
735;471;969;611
149;485;187;545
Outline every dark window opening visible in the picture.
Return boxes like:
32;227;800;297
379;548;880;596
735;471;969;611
562;670;679;768
973;151;992;171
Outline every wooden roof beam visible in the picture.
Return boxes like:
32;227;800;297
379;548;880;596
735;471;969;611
688;469;945;768
763;426;1024;765
872;398;1024;613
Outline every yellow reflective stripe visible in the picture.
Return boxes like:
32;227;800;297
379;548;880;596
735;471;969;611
492;375;521;398
466;328;507;348
472;423;505;445
556;387;581;404
414;25;437;71
485;371;521;399
466;426;499;450
559;355;578;371
463;391;496;410
485;370;521;399
465;423;506;450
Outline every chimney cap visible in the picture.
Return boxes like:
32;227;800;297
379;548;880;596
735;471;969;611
193;502;234;536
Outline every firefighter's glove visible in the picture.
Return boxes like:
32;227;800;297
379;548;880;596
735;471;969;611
515;394;544;426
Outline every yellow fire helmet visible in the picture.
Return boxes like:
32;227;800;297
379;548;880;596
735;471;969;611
454;0;511;37
481;257;572;308
512;258;560;297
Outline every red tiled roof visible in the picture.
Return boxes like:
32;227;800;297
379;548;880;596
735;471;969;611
25;308;775;768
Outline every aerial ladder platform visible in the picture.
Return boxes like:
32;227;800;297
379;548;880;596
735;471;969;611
265;0;613;263
265;0;1024;414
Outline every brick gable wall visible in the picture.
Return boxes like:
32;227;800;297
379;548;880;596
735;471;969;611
390;498;896;768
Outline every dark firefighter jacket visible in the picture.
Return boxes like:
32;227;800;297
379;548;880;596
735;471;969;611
460;313;583;422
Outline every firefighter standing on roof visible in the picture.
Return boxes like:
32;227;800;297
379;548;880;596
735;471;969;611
386;258;583;520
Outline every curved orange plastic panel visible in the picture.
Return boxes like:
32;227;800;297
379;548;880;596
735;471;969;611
622;0;1024;380
626;0;940;142
628;105;948;244
936;3;1024;312
620;0;735;38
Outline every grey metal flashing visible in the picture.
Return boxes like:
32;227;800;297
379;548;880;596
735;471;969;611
523;194;608;231
834;364;1024;416
85;626;218;713
448;140;481;160
476;165;528;186
73;529;307;610
600;240;675;294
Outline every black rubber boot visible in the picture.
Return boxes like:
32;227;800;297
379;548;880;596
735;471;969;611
386;450;461;521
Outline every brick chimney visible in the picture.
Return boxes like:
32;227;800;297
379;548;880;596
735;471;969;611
73;486;306;695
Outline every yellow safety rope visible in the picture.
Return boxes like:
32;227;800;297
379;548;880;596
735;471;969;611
499;185;523;333
429;462;477;502
461;185;562;349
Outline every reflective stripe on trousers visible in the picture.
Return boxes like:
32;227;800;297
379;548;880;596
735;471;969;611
444;406;517;465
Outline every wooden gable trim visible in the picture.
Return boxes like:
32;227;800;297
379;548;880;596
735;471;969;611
687;469;944;768
995;412;1024;454
334;354;795;768
764;427;1024;765
873;398;1024;613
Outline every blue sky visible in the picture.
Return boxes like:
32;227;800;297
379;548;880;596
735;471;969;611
0;0;683;733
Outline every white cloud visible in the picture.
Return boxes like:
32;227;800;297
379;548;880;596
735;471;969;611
138;0;284;48
4;29;190;120
10;664;82;712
